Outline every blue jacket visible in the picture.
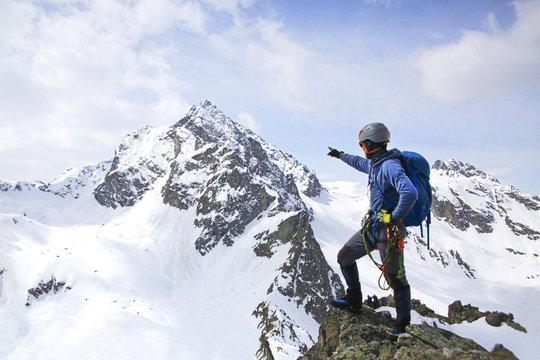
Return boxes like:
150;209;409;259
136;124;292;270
339;149;418;222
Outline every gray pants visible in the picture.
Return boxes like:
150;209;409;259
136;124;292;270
337;222;409;289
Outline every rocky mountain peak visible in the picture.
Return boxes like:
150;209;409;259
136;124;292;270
432;159;500;183
93;99;321;212
84;101;337;358
430;158;540;241
174;99;255;148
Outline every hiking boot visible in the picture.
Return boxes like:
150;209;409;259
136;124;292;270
392;285;411;335
391;321;408;335
330;288;362;312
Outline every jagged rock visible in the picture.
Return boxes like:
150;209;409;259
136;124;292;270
432;160;499;183
444;300;526;333
431;188;495;233
491;344;521;359
431;189;470;231
484;311;527;333
448;250;476;279
253;301;311;360
0;181;45;192
505;248;526;256
300;309;519;360
380;297;527;335
447;300;485;324
26;276;71;307
267;210;345;323
252;210;344;359
249;208;345;359
431;159;540;243
160;101;320;256
485;311;509;327
94;126;173;208
160;101;341;357
410;299;446;323
299;308;395;360
504;216;540;241
94;167;155;208
253;212;305;258
504;188;540;211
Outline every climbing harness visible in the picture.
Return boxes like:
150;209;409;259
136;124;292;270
362;217;405;291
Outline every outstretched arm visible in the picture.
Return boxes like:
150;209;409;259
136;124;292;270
340;153;370;174
327;146;370;174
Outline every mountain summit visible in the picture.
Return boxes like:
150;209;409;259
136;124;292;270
89;99;343;357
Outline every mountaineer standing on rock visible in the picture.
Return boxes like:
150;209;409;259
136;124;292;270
327;122;418;334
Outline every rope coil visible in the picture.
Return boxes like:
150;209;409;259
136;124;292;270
362;218;405;290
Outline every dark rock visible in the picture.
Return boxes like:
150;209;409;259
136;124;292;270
161;102;322;256
94;128;169;209
504;188;540;211
431;188;495;233
505;248;526;256
26;276;71;307
431;189;470;231
94;166;158;208
449;250;476;279
504;216;540;241
490;344;520;359
299;308;519;360
444;301;527;333
485;311;527;333
411;299;446;323
432;160;499;183
485;311;507;327
447;300;485;324
268;211;344;323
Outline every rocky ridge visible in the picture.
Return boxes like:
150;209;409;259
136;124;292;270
300;308;519;360
431;159;540;240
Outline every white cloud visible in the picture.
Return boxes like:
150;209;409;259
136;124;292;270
132;0;208;35
417;0;540;102
0;0;201;181
237;111;261;133
208;17;315;110
0;128;21;151
487;166;513;177
203;0;255;13
483;12;501;33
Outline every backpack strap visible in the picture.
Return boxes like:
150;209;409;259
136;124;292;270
370;164;395;210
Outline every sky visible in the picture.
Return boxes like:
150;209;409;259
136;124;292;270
1;0;540;196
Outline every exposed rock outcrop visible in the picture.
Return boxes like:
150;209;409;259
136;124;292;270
300;308;519;360
25;276;71;307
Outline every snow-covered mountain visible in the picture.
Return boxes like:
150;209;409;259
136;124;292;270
1;100;540;359
0;100;342;360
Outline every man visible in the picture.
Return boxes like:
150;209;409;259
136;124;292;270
327;122;418;334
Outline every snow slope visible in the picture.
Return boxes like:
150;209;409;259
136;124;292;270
0;177;315;359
